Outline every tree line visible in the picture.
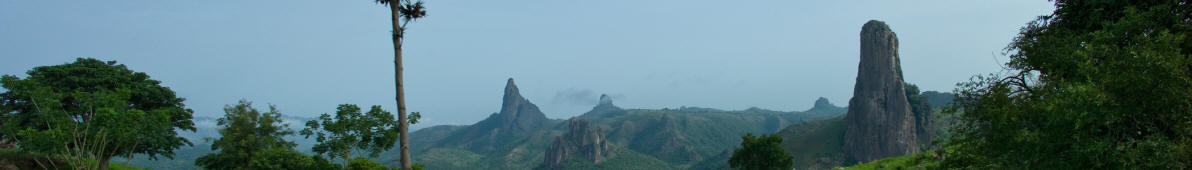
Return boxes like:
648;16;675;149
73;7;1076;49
0;58;427;170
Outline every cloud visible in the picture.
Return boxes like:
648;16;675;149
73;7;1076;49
552;88;598;106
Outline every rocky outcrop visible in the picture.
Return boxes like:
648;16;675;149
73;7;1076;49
492;78;550;132
598;94;613;106
579;94;624;118
813;97;834;109
540;118;609;170
842;20;919;163
444;78;551;152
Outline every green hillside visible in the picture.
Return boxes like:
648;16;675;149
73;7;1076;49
836;151;940;170
777;115;847;169
401;99;845;169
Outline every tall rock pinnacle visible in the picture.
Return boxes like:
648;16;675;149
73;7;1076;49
842;20;919;163
444;78;550;153
496;78;548;132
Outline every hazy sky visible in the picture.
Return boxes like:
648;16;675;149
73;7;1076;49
1;0;1054;129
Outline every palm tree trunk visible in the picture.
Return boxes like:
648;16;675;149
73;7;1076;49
389;2;413;170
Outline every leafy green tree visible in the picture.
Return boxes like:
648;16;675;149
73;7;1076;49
372;0;428;168
943;0;1192;168
196;100;328;169
248;148;341;170
0;58;195;170
345;158;388;170
729;133;793;170
301;104;401;164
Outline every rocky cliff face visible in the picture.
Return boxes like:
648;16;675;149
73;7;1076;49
540;118;609;170
842;20;919;163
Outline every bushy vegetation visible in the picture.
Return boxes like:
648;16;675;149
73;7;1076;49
778;116;846;169
837;151;940;170
0;58;195;170
941;0;1192;168
729;133;793;170
0;59;430;170
301;104;403;163
195;100;340;170
545;147;674;170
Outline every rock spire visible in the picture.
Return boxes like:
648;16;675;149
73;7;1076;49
842;20;919;163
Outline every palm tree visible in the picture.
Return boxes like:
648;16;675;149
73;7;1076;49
374;0;425;169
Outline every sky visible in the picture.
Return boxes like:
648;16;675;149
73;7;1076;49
1;0;1055;130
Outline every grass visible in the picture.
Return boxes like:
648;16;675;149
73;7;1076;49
837;150;940;170
1;148;147;170
110;163;146;170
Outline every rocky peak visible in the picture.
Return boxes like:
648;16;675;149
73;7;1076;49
580;94;623;118
813;97;835;109
502;78;523;108
444;78;550;152
597;94;614;106
842;20;919;163
540;118;609;170
495;78;548;132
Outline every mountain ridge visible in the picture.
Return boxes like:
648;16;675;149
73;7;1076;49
399;79;847;169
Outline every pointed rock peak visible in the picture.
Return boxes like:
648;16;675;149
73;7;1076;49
504;78;521;100
598;94;613;106
495;78;547;132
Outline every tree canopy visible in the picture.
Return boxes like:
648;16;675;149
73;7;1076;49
301;104;401;162
729;133;793;170
943;0;1192;168
196;100;306;169
0;58;195;169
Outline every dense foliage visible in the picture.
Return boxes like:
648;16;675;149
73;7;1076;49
247;148;340;170
196;100;336;170
905;84;936;149
301;104;401;163
0;58;195;169
943;0;1192;168
729;133;794;170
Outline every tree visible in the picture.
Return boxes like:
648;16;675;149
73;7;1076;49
372;0;427;169
300;104;401;164
345;158;389;170
943;0;1192;168
248;148;341;170
0;58;195;170
905;84;935;149
729;133;793;170
195;100;299;169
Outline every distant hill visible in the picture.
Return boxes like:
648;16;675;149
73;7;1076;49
114;78;867;169
383;79;846;169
